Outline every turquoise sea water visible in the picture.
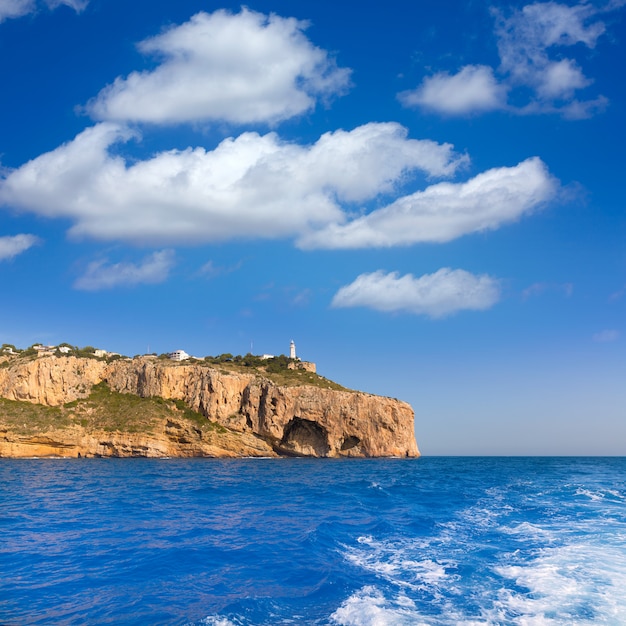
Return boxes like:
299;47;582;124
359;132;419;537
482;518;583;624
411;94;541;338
1;457;626;625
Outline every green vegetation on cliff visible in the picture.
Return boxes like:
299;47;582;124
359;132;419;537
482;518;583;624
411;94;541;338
0;382;225;437
1;344;351;392
214;361;348;391
0;398;68;434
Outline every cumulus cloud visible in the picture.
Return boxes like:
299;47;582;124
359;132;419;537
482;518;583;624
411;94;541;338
299;157;557;249
0;122;467;245
0;233;39;260
74;250;174;291
398;65;508;115
0;0;87;22
86;9;351;126
495;2;603;92
332;268;501;318
402;1;621;118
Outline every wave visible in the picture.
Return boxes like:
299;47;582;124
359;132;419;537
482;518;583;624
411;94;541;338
330;586;425;626
333;472;626;625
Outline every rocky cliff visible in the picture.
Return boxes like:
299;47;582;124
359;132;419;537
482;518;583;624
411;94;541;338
0;356;419;459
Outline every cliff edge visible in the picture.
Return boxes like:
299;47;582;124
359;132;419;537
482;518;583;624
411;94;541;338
0;355;419;459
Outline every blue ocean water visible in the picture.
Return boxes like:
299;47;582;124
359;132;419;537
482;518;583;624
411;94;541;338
1;457;626;625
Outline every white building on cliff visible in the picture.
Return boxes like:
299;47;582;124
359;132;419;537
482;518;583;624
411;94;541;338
169;349;190;361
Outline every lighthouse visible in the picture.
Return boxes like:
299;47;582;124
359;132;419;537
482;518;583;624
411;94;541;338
290;340;296;359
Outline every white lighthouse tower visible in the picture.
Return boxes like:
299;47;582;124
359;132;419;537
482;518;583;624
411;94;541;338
290;340;296;359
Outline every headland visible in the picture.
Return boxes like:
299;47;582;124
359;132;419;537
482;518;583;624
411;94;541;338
0;345;419;459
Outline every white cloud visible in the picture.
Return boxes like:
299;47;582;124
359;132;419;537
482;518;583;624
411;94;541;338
74;250;174;291
402;1;620;118
535;58;591;99
47;0;87;9
198;259;242;279
494;0;612;113
0;0;86;21
559;95;609;120
332;268;501;318
496;2;606;77
86;9;351;126
0;122;466;245
609;285;626;302
398;65;507;115
0;0;33;21
0;233;39;260
522;281;573;299
291;288;312;307
592;329;620;343
299;157;557;249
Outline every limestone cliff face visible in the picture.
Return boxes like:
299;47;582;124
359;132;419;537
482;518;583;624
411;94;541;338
104;360;252;424
0;356;107;405
0;356;419;458
240;382;417;457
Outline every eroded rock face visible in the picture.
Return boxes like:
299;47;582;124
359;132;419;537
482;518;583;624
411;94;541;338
0;356;420;458
239;380;418;457
0;356;107;405
0;418;275;459
278;417;331;457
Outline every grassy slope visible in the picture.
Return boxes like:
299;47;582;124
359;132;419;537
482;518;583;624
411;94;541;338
0;382;227;437
188;360;350;391
0;353;353;439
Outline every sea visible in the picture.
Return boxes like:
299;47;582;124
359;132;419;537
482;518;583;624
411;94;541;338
2;456;626;625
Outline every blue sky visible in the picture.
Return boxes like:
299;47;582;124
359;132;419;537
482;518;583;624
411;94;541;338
1;0;624;455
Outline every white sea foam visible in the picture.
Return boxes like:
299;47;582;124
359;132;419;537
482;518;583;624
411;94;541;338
196;617;242;626
438;492;513;540
329;586;427;626
501;521;556;542
575;487;605;501
575;486;626;504
330;586;516;626
492;538;626;624
340;477;626;626
345;536;454;592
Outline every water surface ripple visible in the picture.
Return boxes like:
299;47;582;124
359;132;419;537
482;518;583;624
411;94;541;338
2;457;626;624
